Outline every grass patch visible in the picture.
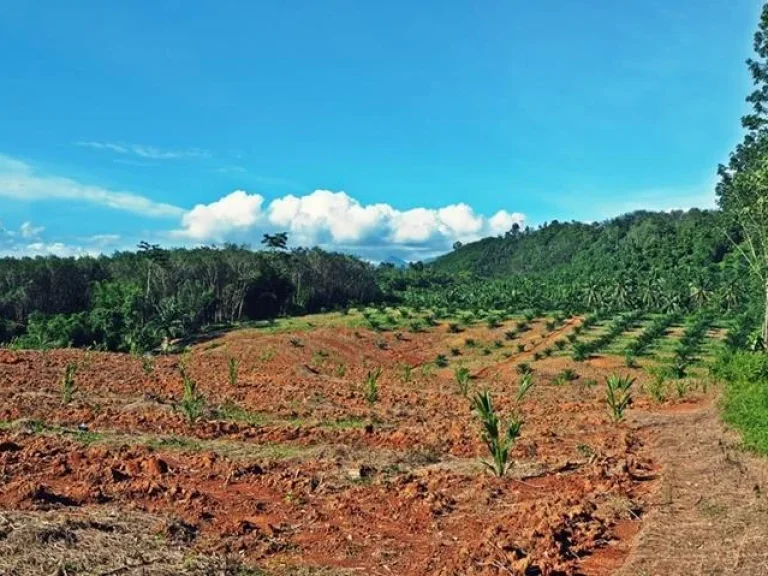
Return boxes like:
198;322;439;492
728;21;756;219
317;417;368;429
714;351;768;454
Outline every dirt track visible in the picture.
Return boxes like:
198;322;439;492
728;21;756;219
618;402;768;575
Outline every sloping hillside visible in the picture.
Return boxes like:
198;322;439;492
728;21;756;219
432;209;732;279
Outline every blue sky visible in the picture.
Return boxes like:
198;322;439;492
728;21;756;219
0;0;762;260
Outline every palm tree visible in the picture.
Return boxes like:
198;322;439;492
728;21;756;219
689;277;713;310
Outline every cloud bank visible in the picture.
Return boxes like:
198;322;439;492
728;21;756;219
0;153;524;261
173;189;525;259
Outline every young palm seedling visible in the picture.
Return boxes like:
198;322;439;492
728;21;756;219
364;367;382;406
572;341;589;361
401;364;413;382
454;366;472;397
227;356;239;387
61;362;78;405
553;368;578;385
674;379;689;399
472;390;522;477
515;372;535;404
179;364;206;423
644;368;666;403
141;354;155;376
605;374;635;422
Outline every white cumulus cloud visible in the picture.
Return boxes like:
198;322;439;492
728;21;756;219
172;188;525;260
488;210;526;235
268;190;393;245
174;190;265;241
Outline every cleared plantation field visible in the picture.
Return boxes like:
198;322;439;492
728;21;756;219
0;310;723;575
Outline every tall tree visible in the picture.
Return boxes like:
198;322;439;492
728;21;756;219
717;2;768;349
261;232;289;250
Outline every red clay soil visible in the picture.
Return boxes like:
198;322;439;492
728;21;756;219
0;317;713;575
0;428;654;575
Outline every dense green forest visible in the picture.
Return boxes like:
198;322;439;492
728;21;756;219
381;209;757;317
0;243;382;351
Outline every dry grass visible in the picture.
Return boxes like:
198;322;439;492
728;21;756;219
618;403;768;575
0;508;256;575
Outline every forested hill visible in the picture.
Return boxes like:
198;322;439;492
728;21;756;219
432;209;733;279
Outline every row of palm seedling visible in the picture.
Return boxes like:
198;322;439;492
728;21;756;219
571;311;643;361
624;312;680;366
561;311;606;347
669;313;712;378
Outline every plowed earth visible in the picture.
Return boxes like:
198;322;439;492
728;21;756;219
0;315;713;575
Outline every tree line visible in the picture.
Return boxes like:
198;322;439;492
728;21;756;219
0;242;382;351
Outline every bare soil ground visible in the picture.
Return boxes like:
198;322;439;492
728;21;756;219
0;312;745;575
